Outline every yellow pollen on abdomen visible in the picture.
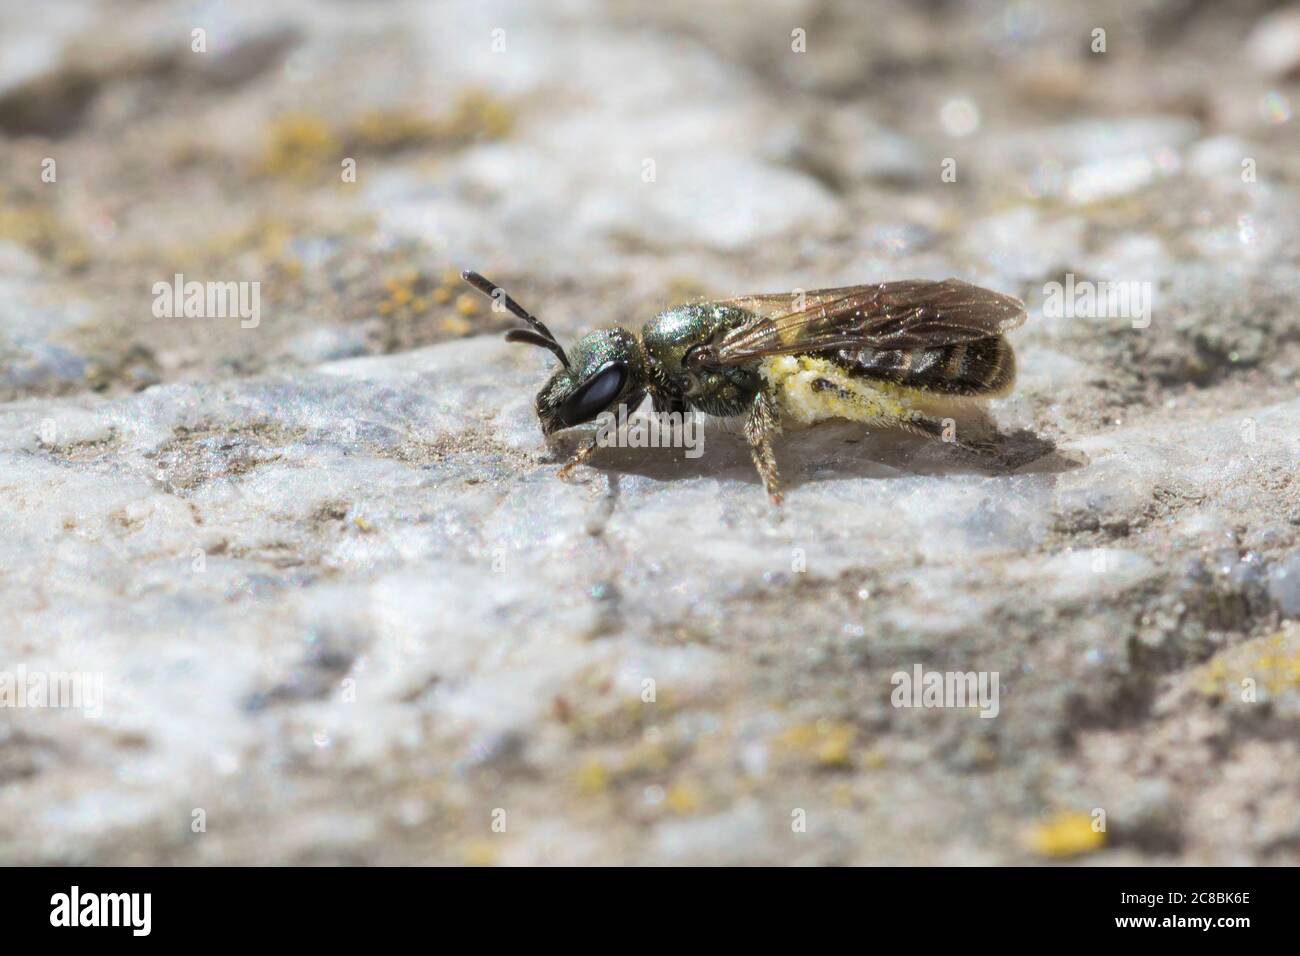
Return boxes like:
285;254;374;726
759;355;917;426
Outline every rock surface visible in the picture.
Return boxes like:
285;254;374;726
1;0;1298;864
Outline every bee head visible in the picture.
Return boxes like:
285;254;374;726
534;328;647;435
461;271;646;436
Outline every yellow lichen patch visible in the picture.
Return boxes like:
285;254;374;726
462;841;499;867
275;258;304;282
560;681;680;745
439;90;515;143
350;109;441;152
619;739;672;776
575;757;611;795
374;270;496;346
1023;811;1106;858
760;355;917;427
377;271;432;319
774;719;856;768
665;782;702;815
257;92;512;181
0;196;90;268
1192;626;1300;701
257;114;340;179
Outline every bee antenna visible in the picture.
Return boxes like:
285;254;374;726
461;270;571;369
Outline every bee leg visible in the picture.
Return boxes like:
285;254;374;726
745;392;784;505
557;438;598;481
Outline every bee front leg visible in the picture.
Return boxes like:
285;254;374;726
557;438;598;481
745;391;784;505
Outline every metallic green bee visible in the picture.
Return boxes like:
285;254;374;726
462;270;1026;504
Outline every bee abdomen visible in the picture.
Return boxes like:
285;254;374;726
833;337;1015;397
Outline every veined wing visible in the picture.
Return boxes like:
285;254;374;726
708;279;1026;365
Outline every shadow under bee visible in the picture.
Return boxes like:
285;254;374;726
545;413;1081;493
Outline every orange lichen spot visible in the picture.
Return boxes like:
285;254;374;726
455;293;482;317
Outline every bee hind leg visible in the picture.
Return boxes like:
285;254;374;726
745;392;784;505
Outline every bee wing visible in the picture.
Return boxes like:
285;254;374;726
713;285;871;318
710;279;1026;365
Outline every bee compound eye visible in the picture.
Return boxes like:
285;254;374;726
558;361;627;427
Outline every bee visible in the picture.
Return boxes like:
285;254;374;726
462;271;1026;504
